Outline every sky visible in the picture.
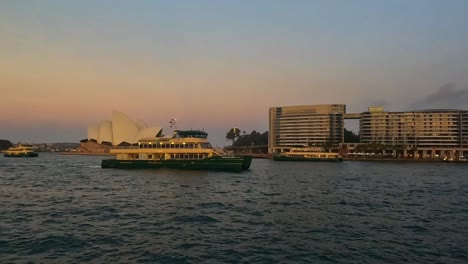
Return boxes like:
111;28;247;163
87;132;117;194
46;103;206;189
1;0;468;146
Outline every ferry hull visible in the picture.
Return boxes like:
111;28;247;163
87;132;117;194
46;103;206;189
273;156;343;162
101;156;252;172
4;152;39;158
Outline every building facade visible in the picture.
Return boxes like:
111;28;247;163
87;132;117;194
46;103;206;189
359;107;468;157
87;110;162;146
269;104;345;153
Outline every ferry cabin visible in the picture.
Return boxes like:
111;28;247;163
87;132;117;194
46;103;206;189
110;130;218;161
285;152;341;159
283;148;341;159
7;144;35;153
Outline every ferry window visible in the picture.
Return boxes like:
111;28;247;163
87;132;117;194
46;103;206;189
170;154;175;159
188;143;193;149
184;154;188;159
189;154;193;159
148;155;152;159
194;144;198;148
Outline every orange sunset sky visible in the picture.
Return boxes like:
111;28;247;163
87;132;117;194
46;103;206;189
1;1;468;146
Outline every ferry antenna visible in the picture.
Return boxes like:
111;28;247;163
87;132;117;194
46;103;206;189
169;118;177;130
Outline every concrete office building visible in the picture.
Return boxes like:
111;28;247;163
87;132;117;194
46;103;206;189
360;107;468;158
269;104;345;153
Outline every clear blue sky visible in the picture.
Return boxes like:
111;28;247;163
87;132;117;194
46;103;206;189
1;0;468;145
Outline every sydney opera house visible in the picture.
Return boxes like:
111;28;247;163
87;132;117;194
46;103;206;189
87;110;162;146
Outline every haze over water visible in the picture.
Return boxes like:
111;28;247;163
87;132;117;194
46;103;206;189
1;154;467;263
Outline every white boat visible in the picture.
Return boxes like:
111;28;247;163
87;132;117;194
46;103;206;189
101;130;252;171
274;147;343;162
4;144;39;157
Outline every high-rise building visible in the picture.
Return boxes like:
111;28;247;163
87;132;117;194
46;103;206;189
269;104;346;153
360;107;468;148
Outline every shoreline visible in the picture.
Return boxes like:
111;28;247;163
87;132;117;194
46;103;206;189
59;152;115;156
343;158;467;163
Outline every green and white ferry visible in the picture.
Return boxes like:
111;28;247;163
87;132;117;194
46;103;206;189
101;130;252;172
273;147;343;162
4;144;39;157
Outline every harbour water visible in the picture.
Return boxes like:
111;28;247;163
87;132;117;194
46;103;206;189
1;153;467;263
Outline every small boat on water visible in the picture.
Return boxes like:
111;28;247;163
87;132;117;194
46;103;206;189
101;130;252;172
274;147;343;162
4;144;39;157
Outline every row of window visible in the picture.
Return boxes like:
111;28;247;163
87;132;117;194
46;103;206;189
170;154;207;160
139;143;212;149
136;154;207;160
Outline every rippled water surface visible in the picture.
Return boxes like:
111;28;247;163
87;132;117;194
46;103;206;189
1;153;468;263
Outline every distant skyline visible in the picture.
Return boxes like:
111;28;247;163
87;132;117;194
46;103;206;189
1;1;468;146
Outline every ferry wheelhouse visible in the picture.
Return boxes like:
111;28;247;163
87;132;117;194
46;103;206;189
4;144;39;157
273;147;343;162
101;130;252;171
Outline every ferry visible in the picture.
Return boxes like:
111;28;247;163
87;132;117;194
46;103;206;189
273;147;343;162
4;144;39;157
101;130;252;172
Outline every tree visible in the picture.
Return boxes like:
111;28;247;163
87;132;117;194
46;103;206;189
233;130;269;147
344;128;360;143
226;127;241;146
0;139;13;150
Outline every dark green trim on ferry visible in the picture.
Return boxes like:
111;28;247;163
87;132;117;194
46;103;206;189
4;152;39;158
273;155;342;162
173;130;207;138
101;155;252;172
